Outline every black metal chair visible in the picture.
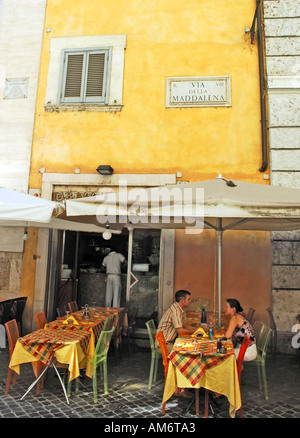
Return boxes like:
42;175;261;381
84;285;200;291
9;297;28;336
56;305;67;318
0;299;14;326
127;307;139;354
0;299;14;348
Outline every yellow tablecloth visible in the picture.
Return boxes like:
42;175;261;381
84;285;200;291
9;307;128;383
44;314;106;377
9;331;89;382
162;338;241;418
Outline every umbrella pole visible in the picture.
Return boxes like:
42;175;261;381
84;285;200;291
217;220;222;329
126;227;133;308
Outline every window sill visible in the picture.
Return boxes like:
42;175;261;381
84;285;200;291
44;104;123;112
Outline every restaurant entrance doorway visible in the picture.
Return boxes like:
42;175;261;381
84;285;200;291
55;228;161;330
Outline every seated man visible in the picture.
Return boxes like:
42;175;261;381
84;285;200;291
156;289;195;398
156;289;195;351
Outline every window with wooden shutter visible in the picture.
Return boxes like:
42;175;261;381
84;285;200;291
86;53;105;98
64;54;84;100
60;48;111;104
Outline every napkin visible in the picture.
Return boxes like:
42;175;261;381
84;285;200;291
174;339;199;351
191;327;208;338
63;315;79;325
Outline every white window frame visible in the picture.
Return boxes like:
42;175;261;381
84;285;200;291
59;47;112;105
45;35;126;111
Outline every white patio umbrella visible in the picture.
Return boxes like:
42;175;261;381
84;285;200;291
0;188;64;223
65;175;300;326
0;188;120;234
0;216;120;234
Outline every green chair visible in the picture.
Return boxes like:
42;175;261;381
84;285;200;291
67;316;115;398
145;319;161;389
102;314;115;331
92;326;115;402
245;323;272;400
67;376;79;397
267;307;277;357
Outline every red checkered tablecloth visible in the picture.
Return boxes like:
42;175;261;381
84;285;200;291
46;312;107;343
20;327;90;365
168;337;234;386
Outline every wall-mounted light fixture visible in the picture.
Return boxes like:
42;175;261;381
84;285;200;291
102;225;112;240
23;230;28;241
96;165;114;175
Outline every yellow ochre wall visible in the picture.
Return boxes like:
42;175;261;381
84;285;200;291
28;0;271;323
30;0;264;184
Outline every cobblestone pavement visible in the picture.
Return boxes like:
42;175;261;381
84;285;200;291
0;344;299;424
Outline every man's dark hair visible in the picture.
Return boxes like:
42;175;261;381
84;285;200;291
175;289;191;302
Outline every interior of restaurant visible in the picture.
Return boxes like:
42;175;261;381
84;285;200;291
57;228;161;330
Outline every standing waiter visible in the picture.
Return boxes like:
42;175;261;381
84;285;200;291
102;248;127;307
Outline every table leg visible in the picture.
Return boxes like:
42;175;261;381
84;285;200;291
20;359;70;405
195;389;199;415
205;389;209;418
52;362;70;404
20;361;51;402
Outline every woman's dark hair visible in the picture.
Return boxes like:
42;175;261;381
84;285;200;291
175;290;191;302
226;298;243;313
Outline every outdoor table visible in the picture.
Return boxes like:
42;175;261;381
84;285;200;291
45;310;109;375
8;306;128;403
50;306;128;353
47;310;107;344
162;335;241;418
88;307;129;347
90;306;128;331
9;326;92;404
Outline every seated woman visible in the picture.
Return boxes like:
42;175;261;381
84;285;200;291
224;298;257;362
